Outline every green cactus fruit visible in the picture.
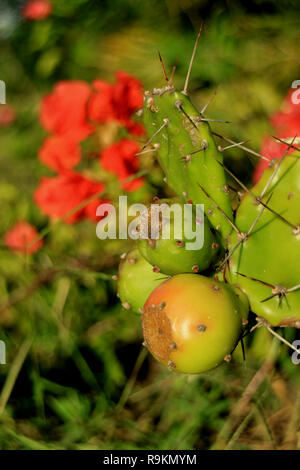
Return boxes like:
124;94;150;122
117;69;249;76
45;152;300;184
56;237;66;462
136;198;219;275
142;274;248;374
118;248;165;314
228;153;300;327
143;87;233;243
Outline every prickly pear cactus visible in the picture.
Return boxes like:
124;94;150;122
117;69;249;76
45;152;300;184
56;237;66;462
117;31;300;374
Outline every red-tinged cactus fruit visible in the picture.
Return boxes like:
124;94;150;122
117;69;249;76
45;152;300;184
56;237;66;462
118;248;166;314
142;274;248;374
136;199;218;275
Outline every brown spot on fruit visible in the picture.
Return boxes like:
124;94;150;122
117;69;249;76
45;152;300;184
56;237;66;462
197;324;207;332
192;265;199;273
142;304;173;364
224;354;231;362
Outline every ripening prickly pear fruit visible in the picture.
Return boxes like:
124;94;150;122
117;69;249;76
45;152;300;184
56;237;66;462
228;153;300;327
136;199;219;275
142;274;247;374
143;87;233;243
118;248;165;314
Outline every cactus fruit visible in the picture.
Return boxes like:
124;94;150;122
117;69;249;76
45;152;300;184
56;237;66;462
228;154;300;327
118;248;165;313
142;274;248;374
136;198;219;275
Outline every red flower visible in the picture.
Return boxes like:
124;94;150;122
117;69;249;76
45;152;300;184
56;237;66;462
4;221;43;254
100;139;144;192
89;71;144;135
254;137;297;183
114;71;144;125
89;80;115;123
34;171;106;223
254;90;300;183
0;105;16;126
22;0;52;20
40;81;93;142
271;112;300;138
38;135;81;172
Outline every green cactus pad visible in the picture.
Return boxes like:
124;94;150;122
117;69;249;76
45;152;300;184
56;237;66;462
143;87;233;243
228;154;300;327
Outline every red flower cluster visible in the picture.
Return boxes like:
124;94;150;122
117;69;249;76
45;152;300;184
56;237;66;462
4;221;43;254
40;81;93;144
34;172;106;224
35;72;144;224
22;0;52;20
100;139;144;192
254;90;300;182
89;71;144;136
38;135;81;172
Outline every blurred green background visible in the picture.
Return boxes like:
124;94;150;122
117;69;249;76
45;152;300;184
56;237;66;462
0;0;300;450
